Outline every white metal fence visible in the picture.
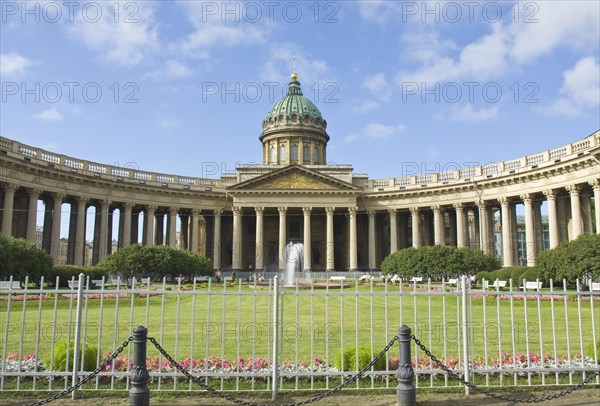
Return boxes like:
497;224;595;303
0;274;598;394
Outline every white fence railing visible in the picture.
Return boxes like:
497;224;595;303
0;275;598;394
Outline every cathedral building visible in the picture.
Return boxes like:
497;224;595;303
1;71;599;275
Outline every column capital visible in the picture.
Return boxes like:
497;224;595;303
478;201;488;208
432;204;441;212
191;208;201;216
53;192;66;202
76;196;89;205
348;206;357;214
453;202;464;210
367;210;376;216
278;207;287;214
2;183;18;193
146;205;158;212
255;206;264;214
589;179;600;190
169;207;179;215
28;188;43;198
123;201;135;209
388;208;397;216
520;193;532;203
214;208;223;216
566;184;581;195
499;197;512;206
326;206;335;214
198;215;206;224
232;206;242;215
542;190;556;199
409;207;419;214
302;206;312;214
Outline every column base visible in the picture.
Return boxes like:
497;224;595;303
325;268;336;272
303;268;311;273
348;268;358;272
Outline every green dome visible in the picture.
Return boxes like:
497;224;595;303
266;80;322;120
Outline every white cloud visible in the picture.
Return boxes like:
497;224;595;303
144;60;194;80
392;2;599;86
450;105;499;123
66;2;159;67
0;53;34;78
536;56;600;117
33;108;64;122
261;44;331;87
363;122;406;139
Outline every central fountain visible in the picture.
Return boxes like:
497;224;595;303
283;241;304;287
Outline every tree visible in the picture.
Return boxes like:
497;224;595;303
381;245;499;280
536;234;600;285
96;244;212;281
0;235;53;283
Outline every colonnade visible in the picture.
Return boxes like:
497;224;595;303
1;180;599;270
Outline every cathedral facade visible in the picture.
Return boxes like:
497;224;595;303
1;73;599;274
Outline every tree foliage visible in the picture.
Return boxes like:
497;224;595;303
536;234;600;284
380;245;499;280
0;235;53;283
96;244;212;281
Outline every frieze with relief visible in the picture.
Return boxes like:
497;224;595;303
253;172;338;190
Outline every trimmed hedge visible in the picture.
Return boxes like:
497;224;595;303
0;235;53;283
46;265;108;287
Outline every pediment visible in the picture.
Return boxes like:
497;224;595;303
229;165;358;191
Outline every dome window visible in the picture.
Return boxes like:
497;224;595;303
291;144;299;161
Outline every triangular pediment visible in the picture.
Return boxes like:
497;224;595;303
229;165;358;191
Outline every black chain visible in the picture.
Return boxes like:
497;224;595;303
411;334;600;404
148;335;399;406
23;336;133;406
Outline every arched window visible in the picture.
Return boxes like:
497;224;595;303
313;146;319;164
269;146;275;163
291;144;298;161
279;145;287;161
303;145;310;162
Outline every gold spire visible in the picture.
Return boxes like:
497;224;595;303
291;57;298;81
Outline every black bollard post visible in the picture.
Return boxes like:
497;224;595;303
396;325;416;406
129;326;150;406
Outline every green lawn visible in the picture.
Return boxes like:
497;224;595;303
1;283;598;368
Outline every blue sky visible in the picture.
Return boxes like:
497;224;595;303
1;0;599;183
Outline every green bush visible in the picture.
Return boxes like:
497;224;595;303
587;339;600;360
509;266;529;283
381;246;499;280
46;265;108;287
476;271;492;285
0;235;53;283
334;346;387;372
520;268;541;284
536;234;600;285
43;340;99;371
96;244;212;281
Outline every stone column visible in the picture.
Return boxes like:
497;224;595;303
500;198;513;267
191;209;200;253
145;205;156;246
1;183;17;235
278;207;287;271
567;185;582;239
198;215;206;255
368;211;376;270
389;209;398;253
581;194;593;234
122;203;133;248
168;207;178;247
521;194;536;266
590;180;600;234
533;201;543;254
303;207;312;272
255;207;264;271
410;207;421;248
50;193;65;261
98;201;109;262
213;209;222;270
74;197;87;266
26;189;41;243
544;190;559;248
478;203;490;254
348;207;358;271
180;214;189;250
326;207;335;271
454;203;466;247
447;210;457;246
232;206;242;270
433;205;444;245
